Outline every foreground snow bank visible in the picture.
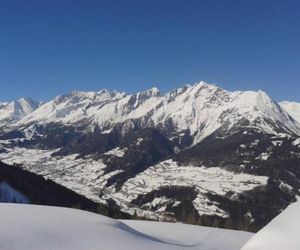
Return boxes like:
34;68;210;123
242;201;300;250
0;204;252;250
123;220;252;250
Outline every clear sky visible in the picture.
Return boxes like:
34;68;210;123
0;0;299;102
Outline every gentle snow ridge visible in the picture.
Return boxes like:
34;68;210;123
241;200;300;250
0;204;252;250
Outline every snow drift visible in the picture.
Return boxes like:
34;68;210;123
241;200;300;250
0;203;252;250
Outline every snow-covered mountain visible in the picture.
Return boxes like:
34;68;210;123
8;82;299;145
0;98;40;125
0;81;300;232
280;101;300;124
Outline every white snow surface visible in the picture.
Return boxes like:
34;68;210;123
280;101;300;123
104;146;127;157
0;203;252;250
241;200;300;250
292;138;300;146
10;82;300;144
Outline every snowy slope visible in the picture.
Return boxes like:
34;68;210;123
0;203;252;250
241;200;300;250
0;98;40;125
280;101;300;124
123;220;252;250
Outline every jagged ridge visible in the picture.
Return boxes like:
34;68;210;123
2;81;299;144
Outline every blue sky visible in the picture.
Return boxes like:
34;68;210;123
0;0;299;102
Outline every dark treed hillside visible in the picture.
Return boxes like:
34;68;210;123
0;161;130;219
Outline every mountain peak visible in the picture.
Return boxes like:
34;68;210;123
16;97;40;108
137;87;160;98
148;87;160;96
279;101;300;124
0;97;40;124
2;81;300;141
193;80;217;88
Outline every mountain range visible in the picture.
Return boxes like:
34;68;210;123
0;81;300;232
